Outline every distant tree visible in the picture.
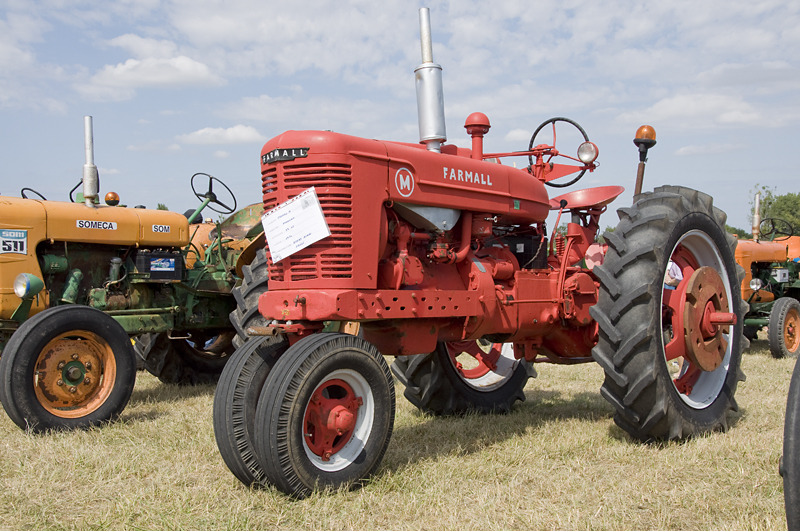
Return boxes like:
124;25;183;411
595;225;615;244
749;184;800;236
157;203;168;210
726;225;751;239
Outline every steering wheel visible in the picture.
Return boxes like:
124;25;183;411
760;217;794;241
528;117;591;188
21;188;46;200
191;173;237;215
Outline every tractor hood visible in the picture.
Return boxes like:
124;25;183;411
2;196;190;248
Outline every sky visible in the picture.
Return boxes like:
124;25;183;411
2;0;799;232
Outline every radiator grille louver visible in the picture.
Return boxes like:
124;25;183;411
261;163;353;282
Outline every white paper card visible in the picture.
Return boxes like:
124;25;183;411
261;187;330;263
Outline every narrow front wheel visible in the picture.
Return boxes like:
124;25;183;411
769;297;800;359
253;333;395;498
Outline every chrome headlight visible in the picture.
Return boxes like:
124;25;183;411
749;278;763;291
577;141;599;164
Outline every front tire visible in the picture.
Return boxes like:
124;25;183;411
391;340;533;415
0;306;136;433
253;333;395;498
591;186;746;441
769;297;800;359
213;334;288;486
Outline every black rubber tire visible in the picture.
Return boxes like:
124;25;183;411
0;306;136;433
230;248;270;349
784;357;800;531
253;333;395;498
769;297;800;359
213;334;289;487
743;325;760;342
590;185;746;441
390;340;534;415
136;331;234;385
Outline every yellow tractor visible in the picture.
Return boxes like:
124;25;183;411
0;117;265;432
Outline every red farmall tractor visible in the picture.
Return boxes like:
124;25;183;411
213;9;746;497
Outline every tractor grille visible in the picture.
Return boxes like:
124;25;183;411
262;162;353;282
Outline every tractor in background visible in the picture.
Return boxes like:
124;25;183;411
737;191;800;358
212;8;746;498
0;117;265;433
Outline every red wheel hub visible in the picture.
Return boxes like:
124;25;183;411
303;379;363;461
682;266;736;372
445;341;501;379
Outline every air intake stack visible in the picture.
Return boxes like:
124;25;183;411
83;116;99;208
415;7;447;153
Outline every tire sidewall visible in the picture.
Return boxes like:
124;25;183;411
2;306;136;432
657;210;743;428
258;335;394;497
213;334;288;486
770;297;800;358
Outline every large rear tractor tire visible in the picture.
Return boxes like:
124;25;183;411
391;340;534;415
253;333;395;498
769;297;800;359
135;331;234;385
230;248;270;348
591;186;746;441
213;334;289;487
783;357;800;531
0;306;136;433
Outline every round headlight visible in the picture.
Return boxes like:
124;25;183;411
749;278;763;291
14;274;31;298
577;142;598;164
13;273;44;299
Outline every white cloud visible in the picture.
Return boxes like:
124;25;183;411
126;140;182;152
674;144;742;156
176;125;266;145
504;129;532;143
617;93;761;129
213;150;230;158
107;34;179;59
75;56;224;101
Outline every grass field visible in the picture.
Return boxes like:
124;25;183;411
0;336;793;531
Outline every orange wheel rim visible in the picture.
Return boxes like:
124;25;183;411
33;330;117;418
785;308;800;353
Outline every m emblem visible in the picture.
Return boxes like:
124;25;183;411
395;167;415;198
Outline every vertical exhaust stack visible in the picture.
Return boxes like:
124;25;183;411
83;116;99;208
752;191;761;241
415;7;447;153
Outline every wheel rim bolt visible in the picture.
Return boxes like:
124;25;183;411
85;362;92;370
71;354;79;360
57;361;65;369
69;387;77;393
84;377;91;385
56;379;63;386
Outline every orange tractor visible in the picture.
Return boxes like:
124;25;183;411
212;8;746;498
736;191;800;358
0;117;266;432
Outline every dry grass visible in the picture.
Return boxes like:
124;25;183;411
0;336;792;531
